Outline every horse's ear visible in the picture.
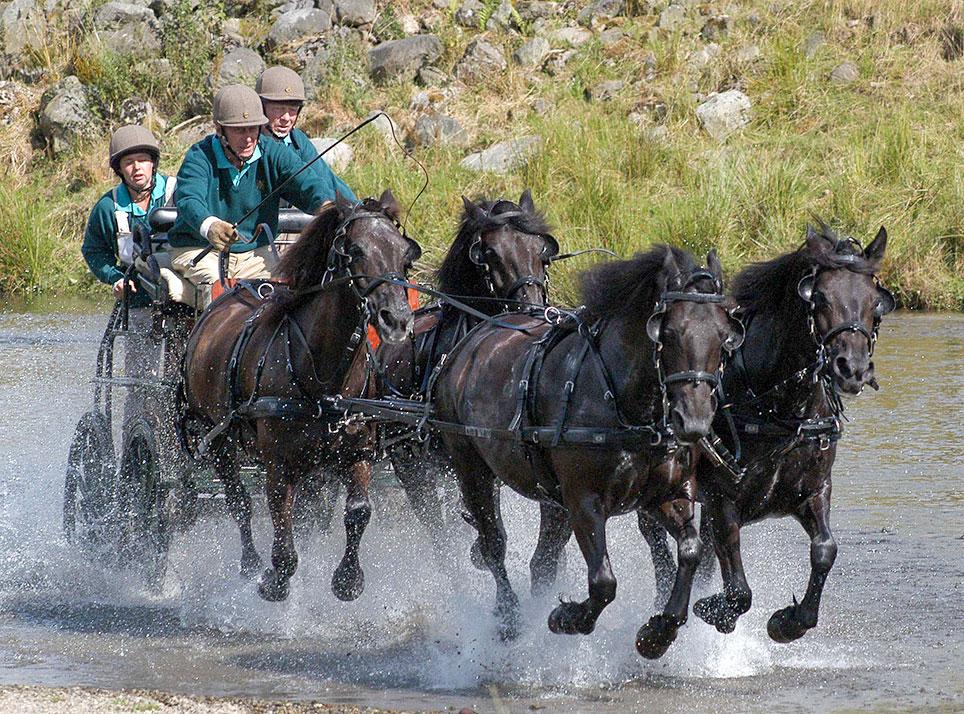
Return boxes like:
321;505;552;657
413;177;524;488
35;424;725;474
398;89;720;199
379;189;401;221
519;188;535;214
864;226;888;264
657;248;680;294
334;190;353;215
805;224;831;256
461;195;486;223
707;248;724;288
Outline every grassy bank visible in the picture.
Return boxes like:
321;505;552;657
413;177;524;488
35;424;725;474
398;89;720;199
2;0;962;309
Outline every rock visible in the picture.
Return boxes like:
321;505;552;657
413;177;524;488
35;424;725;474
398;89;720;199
417;65;449;86
455;0;512;30
484;0;514;30
643;124;669;143
174;118;215;147
93;1;157;30
214;47;265;89
531;97;552;115
365;110;401;145
517;1;558;22
1;0;46;55
830;61;859;84
658;4;685;31
222;17;244;47
512;37;550;67
265;0;315;19
311;137;354;171
0;80;29;126
412;113;469;148
92;2;162;56
333;0;374;27
455;0;484;28
700;14;731;41
544;48;577;76
735;45;761;63
695;89;751;140
687;43;720;70
267;8;331;48
599;27;625;46
118;96;157;126
369;34;442;83
548;26;592;46
454;39;506;84
399;13;420;34
38;76;99;154
577;0;624;27
460;135;542;174
585;79;624;101
803;31;825;58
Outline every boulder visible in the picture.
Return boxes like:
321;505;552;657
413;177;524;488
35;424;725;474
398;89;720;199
369;35;442;84
548;26;592;46
695;89;751;140
517;1;558;22
412;112;469;148
38;76;99;154
460;135;542;174
576;0;624;27
118;96;158;126
333;0;374;27
544;48;577;76
0;80;30;126
830;61;859;84
512;37;550;67
454;39;506;84
455;0;484;28
584;79;625;102
365;110;401;145
417;65;449;86
658;4;685;31
267;8;331;48
92;2;162;56
803;31;825;59
455;0;513;30
1;0;46;56
214;47;265;89
311;137;354;171
599;27;625;46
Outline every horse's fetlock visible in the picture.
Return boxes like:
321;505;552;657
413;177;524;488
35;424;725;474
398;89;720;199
678;537;702;566
811;539;837;571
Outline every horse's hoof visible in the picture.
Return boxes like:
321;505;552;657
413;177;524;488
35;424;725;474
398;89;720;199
257;569;289;602
548;601;594;635
240;550;263;580
469;538;486;571
331;562;365;602
694;593;739;634
635;614;682;659
767;605;809;643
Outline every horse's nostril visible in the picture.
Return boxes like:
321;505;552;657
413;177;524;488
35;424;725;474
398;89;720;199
834;355;852;378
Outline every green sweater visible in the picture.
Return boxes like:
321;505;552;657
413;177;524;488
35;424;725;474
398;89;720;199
81;175;174;308
283;127;356;200
168;134;353;251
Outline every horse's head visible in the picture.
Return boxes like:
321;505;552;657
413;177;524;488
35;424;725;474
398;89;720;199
648;249;744;444
331;190;421;344
800;224;895;395
448;190;558;310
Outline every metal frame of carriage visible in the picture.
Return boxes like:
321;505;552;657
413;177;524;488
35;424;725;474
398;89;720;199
62;208;317;584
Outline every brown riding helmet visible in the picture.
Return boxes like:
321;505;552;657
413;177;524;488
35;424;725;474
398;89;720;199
256;66;306;104
213;84;269;127
108;125;160;172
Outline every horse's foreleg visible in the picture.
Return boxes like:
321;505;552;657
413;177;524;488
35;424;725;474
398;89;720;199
530;501;572;596
392;446;448;560
217;446;262;579
331;457;372;602
636;492;700;659
548;492;614;636
293;467;340;538
257;465;298;602
637;510;675;609
768;488;836;642
694;511;717;588
450;439;520;641
693;498;752;633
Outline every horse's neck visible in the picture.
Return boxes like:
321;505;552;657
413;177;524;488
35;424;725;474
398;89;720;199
596;314;660;423
296;285;363;390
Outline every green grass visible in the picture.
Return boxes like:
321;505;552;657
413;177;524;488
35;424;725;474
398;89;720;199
0;0;961;309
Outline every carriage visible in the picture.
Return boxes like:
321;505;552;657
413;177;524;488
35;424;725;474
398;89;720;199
62;208;316;584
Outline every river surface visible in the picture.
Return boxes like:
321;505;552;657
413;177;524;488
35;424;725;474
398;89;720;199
0;305;960;713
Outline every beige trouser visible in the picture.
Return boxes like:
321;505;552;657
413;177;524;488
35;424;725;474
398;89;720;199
168;244;280;307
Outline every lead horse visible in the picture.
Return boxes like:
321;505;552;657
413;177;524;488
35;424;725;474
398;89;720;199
434;245;744;657
645;223;895;642
180;191;420;601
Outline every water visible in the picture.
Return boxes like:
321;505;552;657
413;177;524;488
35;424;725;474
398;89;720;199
0;306;960;713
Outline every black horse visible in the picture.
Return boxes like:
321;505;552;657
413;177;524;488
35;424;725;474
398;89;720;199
373;190;559;556
644;223;895;642
433;246;744;657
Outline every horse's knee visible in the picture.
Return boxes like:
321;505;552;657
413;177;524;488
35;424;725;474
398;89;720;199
811;537;837;573
677;535;702;569
589;567;617;606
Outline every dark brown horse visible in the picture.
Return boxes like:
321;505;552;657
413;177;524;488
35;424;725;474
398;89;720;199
645;223;895;642
180;191;420;602
433;245;744;657
377;190;559;557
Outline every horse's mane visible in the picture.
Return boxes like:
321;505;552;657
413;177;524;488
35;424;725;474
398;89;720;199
435;197;552;300
732;220;879;322
581;244;700;321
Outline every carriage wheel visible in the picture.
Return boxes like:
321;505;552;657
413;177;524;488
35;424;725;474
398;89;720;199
118;417;172;586
63;411;117;556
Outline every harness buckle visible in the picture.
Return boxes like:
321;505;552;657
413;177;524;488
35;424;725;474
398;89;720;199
819;435;831;451
256;282;275;300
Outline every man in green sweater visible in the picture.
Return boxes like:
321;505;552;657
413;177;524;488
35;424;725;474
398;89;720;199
166;83;356;304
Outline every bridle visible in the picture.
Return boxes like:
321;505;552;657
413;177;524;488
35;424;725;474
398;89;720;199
646;269;745;432
467;208;560;309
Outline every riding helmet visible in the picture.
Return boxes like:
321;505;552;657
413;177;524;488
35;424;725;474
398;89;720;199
213;84;268;127
256;66;306;104
108;125;160;172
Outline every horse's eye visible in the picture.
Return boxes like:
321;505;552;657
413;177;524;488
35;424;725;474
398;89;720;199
811;290;827;306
